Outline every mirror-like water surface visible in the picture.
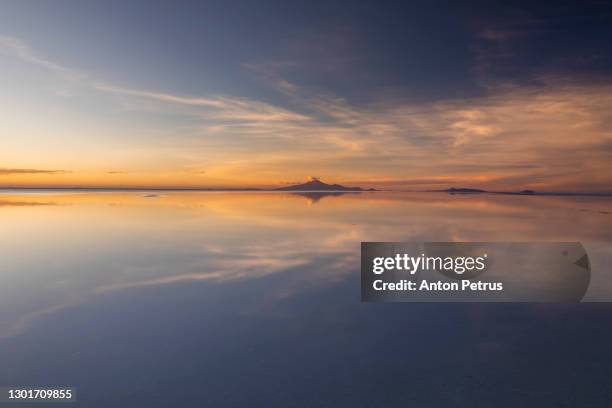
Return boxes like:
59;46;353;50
1;192;612;407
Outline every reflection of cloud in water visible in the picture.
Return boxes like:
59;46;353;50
95;254;312;292
0;303;70;339
0;199;57;207
0;191;611;338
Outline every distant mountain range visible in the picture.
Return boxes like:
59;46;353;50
438;187;487;193
433;187;612;196
276;179;375;192
436;187;534;194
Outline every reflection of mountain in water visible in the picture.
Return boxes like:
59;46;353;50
290;192;352;204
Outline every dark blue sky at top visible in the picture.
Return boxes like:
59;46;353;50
2;0;611;107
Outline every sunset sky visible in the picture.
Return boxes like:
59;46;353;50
1;0;612;191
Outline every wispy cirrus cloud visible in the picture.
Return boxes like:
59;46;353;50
0;35;83;79
0;34;310;126
93;83;312;123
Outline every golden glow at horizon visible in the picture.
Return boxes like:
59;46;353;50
2;35;612;191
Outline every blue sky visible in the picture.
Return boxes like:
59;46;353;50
1;0;612;190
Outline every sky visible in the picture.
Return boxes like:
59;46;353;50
1;0;612;191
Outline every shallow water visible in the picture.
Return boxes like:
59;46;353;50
1;191;611;407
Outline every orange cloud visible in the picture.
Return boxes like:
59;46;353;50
0;168;68;175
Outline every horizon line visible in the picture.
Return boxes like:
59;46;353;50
2;186;612;197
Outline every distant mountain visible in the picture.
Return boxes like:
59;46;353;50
424;187;612;197
492;189;537;195
439;187;487;193
276;179;373;191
